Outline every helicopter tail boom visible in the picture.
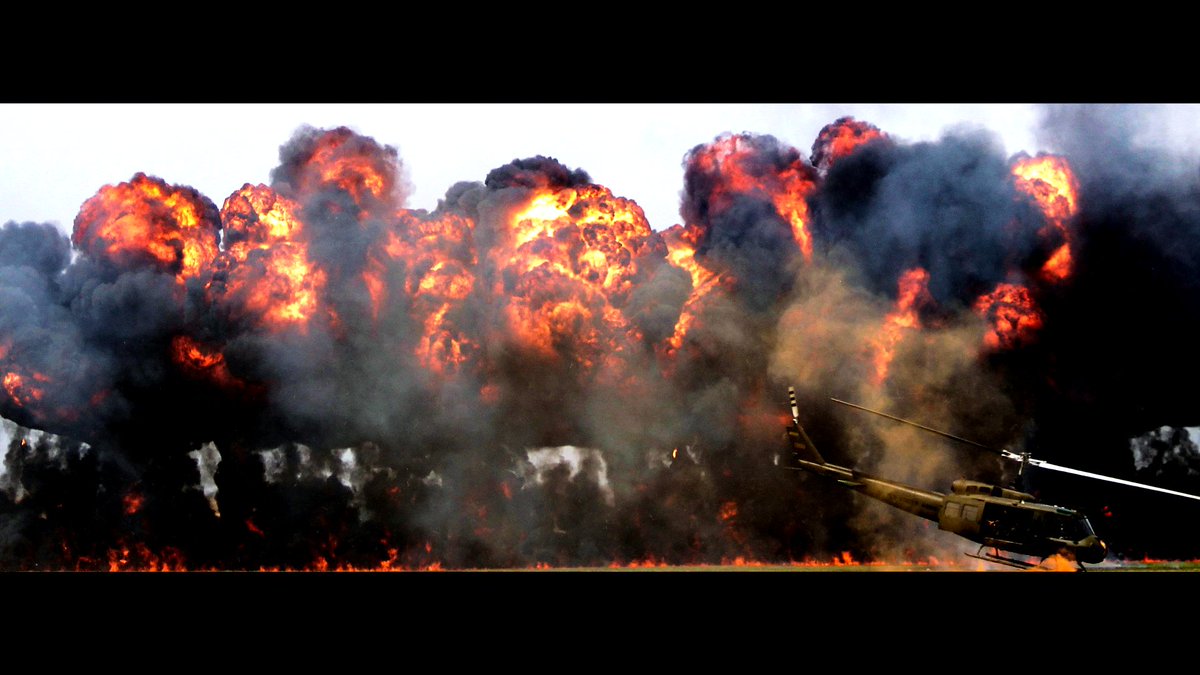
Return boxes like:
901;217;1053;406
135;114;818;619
783;390;944;520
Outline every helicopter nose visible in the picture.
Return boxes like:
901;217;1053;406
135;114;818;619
1080;536;1107;564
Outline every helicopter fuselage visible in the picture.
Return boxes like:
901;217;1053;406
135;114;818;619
788;457;1108;565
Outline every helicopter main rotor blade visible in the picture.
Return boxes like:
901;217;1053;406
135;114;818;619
830;398;999;453
1003;451;1200;502
830;396;1200;502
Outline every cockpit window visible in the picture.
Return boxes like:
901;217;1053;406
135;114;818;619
1047;513;1094;540
1074;516;1095;538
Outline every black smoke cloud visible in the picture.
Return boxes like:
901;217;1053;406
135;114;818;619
3;111;1200;570
974;105;1200;554
0;223;126;439
1030;105;1200;428
681;134;810;312
809;130;1050;307
484;155;592;191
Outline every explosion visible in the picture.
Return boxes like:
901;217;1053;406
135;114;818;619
869;268;932;384
2;371;46;408
974;283;1043;351
216;184;327;331
170;335;244;391
971;153;1080;352
73;173;220;283
660;224;721;358
682;133;818;260
2;109;1199;571
378;209;478;374
811;117;886;173
487;183;656;373
1011;153;1079;282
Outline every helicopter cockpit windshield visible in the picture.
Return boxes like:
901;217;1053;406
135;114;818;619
1044;509;1095;541
1070;514;1096;539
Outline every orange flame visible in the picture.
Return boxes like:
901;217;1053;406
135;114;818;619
170;335;244;390
375;210;478;373
661;225;721;357
221;184;305;260
2;371;45;408
811;117;886;173
246;518;265;538
217;184;327;331
610;557;670;569
719;501;739;522
869;268;931;384
503;185;653;299
73;173;220;283
287;127;399;215
1;355;88;425
975;283;1044;350
106;542;189;572
490;185;654;372
1012;154;1079;283
1040;244;1073;283
773;164;817;260
688;134;817;259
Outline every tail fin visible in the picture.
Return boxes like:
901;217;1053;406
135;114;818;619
786;386;827;466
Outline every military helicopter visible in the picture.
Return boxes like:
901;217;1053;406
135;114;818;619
782;387;1200;570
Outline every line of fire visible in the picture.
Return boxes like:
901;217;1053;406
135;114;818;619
2;112;1199;571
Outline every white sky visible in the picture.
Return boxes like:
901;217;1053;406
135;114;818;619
0;103;1058;235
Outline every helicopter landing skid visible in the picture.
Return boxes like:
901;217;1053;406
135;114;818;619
966;546;1038;570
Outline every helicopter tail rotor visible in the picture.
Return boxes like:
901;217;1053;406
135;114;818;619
786;387;827;466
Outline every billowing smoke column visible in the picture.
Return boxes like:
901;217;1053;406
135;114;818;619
3;109;1200;570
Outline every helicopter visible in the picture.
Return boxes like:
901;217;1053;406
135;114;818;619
781;386;1200;570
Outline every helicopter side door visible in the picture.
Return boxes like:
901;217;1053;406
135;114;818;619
938;497;983;539
977;502;1036;548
